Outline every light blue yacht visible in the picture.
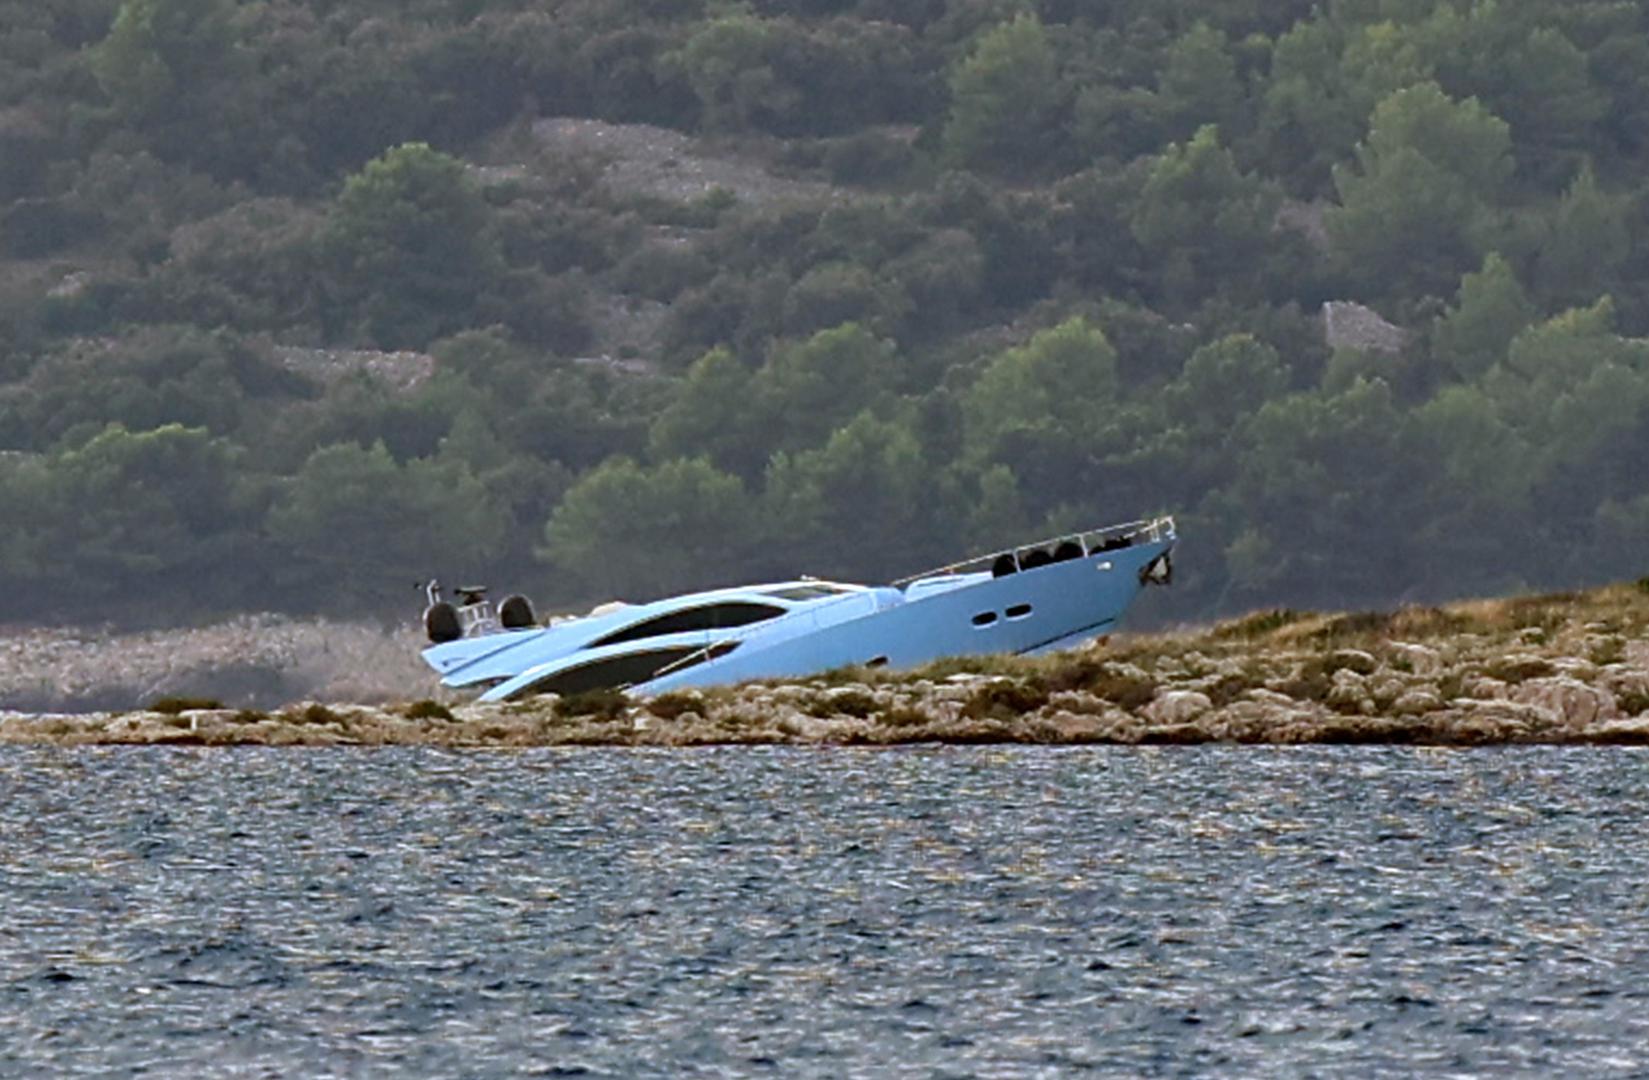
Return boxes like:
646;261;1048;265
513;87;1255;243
420;517;1175;702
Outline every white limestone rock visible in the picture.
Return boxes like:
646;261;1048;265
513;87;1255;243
1509;677;1618;730
1391;687;1444;716
1144;690;1213;724
1330;648;1379;676
1322;300;1409;354
1388;642;1443;676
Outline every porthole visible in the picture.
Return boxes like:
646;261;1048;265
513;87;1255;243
1005;603;1032;619
972;611;998;627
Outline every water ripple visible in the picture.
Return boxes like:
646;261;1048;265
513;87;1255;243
2;746;1648;1076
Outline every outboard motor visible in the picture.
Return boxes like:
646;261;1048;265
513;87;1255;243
499;594;536;630
421;579;461;644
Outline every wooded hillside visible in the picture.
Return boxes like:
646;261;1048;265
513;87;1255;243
3;0;1648;623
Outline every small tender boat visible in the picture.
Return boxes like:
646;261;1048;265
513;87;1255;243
419;517;1175;702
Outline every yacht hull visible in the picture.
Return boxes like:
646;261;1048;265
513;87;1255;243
640;535;1170;693
420;518;1176;702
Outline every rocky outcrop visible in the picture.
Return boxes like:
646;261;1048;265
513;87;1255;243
272;346;435;393
1322;300;1409;355
531;117;839;206
6;582;1649;747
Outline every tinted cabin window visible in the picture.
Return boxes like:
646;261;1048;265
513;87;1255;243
525;647;699;697
765;585;847;601
590;602;786;647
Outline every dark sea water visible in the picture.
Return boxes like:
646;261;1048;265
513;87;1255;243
3;746;1649;1078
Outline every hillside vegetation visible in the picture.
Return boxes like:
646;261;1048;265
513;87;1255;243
3;0;1649;626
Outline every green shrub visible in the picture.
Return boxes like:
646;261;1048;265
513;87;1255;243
1204;673;1256;708
147;696;224;714
627;188;736;228
1590;638;1626;666
881;706;932;728
644;691;703;721
815;689;879;718
1;198;104;257
961;679;1049;720
559;688;629;720
1086;669;1159;711
825;130;916;186
292;703;343;725
910;654;1027;682
1281;658;1334;703
614;245;716;302
1483;656;1555;683
482;268;592;352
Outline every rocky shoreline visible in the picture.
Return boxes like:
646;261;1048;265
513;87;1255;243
5;583;1649;748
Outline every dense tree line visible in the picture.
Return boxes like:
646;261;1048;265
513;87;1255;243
3;0;1649;626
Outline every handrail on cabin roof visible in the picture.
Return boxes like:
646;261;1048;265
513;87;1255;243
889;516;1176;587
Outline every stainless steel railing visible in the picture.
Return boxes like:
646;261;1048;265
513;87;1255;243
890;515;1176;587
